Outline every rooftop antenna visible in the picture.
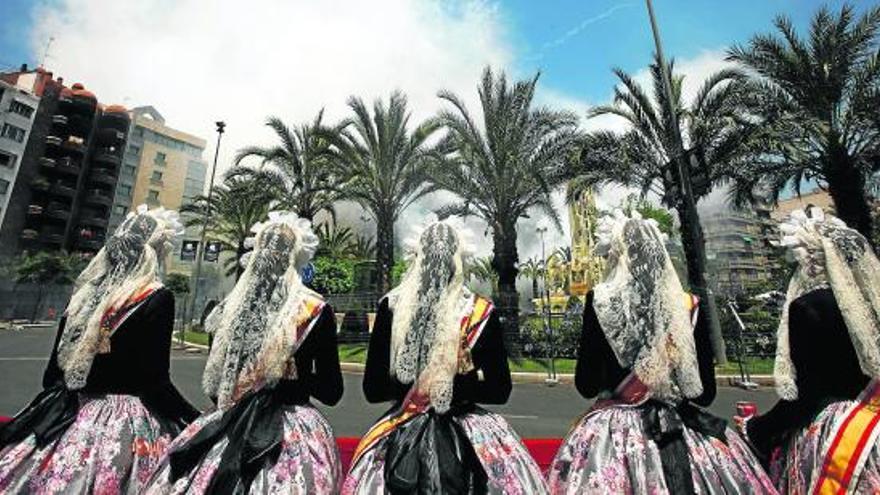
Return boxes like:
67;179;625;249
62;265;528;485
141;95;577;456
40;36;55;67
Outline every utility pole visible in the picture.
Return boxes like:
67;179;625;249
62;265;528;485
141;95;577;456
644;0;726;363
186;121;225;336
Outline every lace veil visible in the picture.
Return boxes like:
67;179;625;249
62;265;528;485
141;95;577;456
774;207;880;400
201;211;320;408
387;215;476;413
592;210;703;401
58;205;183;389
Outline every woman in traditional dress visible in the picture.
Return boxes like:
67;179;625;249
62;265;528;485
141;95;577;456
144;211;344;494
741;208;880;494
0;205;198;494
343;218;547;495
547;210;775;494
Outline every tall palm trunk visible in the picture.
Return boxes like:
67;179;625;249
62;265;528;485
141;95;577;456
376;214;394;294
675;203;726;363
235;241;247;281
825;143;873;241
491;219;520;354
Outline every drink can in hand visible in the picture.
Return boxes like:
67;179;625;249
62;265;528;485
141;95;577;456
736;401;758;417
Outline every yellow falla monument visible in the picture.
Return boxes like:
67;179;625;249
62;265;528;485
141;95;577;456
534;186;605;313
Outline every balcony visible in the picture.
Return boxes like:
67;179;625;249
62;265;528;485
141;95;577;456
40;229;65;245
55;159;82;177
50;183;77;199
30;177;50;192
67;114;93;136
93;152;121;167
27;204;44;218
61;139;86;156
149;178;164;187
79;214;109;228
51;114;68;127
96;128;125;144
46;135;62;147
70;96;97;115
20;229;38;241
77;236;105;251
39;157;56;170
45;206;71;221
84;189;113;206
99;111;130;131
89;170;117;187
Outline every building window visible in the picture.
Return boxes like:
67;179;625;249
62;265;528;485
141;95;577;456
118;184;132;197
154;151;166;166
151;171;163;181
123;164;136;176
9;100;35;119
0;123;26;143
114;205;127;215
0;151;14;168
130;145;140;156
0;178;9;194
148;190;160;201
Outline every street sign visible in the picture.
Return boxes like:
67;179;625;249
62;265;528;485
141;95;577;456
181;240;198;261
204;241;221;262
301;262;316;284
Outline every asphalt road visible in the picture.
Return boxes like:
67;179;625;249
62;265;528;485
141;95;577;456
0;325;779;437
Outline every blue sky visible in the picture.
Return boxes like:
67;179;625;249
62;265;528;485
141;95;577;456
3;0;875;106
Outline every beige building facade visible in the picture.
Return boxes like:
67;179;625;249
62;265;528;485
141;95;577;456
109;106;209;277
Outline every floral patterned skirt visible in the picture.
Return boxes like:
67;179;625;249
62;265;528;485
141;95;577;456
144;403;341;494
0;394;173;495
547;405;776;494
771;400;880;494
342;407;549;495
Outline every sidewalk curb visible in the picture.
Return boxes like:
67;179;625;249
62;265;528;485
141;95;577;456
178;342;777;389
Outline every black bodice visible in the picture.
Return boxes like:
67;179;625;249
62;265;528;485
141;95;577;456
271;305;344;406
574;290;717;407
1;287;199;448
362;298;512;407
746;288;870;460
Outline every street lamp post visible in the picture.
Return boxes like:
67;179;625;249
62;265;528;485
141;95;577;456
536;222;558;385
644;0;726;363
186;121;225;340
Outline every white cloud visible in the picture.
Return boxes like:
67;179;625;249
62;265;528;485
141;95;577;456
630;48;734;108
28;2;736;276
30;0;511;175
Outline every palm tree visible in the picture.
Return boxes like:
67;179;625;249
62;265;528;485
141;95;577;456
432;67;581;350
728;4;880;239
571;56;756;360
234;111;340;222
315;222;355;259
518;257;541;300
181;169;274;280
553;246;573;293
468;256;499;295
320;92;440;293
350;234;376;261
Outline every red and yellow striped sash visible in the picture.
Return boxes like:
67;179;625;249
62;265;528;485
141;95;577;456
812;380;880;495
351;295;495;467
462;295;494;350
350;387;429;467
293;295;326;347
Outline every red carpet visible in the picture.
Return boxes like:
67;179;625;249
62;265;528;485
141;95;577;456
0;417;561;474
